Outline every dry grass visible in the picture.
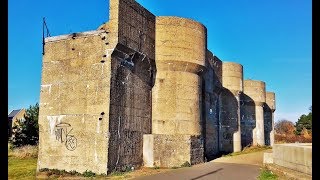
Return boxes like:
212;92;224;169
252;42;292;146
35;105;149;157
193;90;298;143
8;145;38;158
222;145;272;157
9;157;38;180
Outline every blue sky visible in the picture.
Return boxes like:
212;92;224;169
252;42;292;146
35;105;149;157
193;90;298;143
8;0;312;123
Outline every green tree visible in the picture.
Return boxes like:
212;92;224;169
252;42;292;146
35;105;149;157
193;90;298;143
295;106;312;134
11;103;39;147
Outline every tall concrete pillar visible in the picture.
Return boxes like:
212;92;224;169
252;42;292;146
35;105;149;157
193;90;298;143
152;17;206;135
143;16;206;167
242;80;266;146
264;92;276;146
220;62;243;153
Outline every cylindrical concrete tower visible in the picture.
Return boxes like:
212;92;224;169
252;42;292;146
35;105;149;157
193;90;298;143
220;62;243;152
242;80;266;146
264;92;276;146
143;16;206;168
152;16;206;135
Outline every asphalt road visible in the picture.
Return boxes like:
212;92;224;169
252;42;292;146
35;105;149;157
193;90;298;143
134;151;268;180
135;161;260;180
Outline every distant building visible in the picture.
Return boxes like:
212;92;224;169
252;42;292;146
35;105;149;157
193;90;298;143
8;109;26;138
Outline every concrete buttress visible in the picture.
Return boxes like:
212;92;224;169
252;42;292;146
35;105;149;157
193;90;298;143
242;80;266;146
220;62;243;153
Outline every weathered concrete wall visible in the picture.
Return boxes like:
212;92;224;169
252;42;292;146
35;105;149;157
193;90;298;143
242;80;266;146
38;0;156;174
273;143;312;175
203;50;222;159
38;30;111;174
111;0;155;59
264;92;276;146
143;134;203;167
220;62;242;153
106;0;156;173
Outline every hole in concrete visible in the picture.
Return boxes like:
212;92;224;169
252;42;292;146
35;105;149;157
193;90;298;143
101;36;106;40
99;117;102;120
72;33;76;39
103;55;107;57
105;42;109;45
100;60;105;63
72;48;75;51
101;112;105;115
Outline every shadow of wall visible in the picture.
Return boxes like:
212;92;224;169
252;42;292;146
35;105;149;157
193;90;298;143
219;89;239;154
108;44;156;172
202;53;222;160
240;93;256;148
263;104;272;146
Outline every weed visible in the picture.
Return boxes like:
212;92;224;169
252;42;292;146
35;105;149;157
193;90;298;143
180;161;191;167
258;167;278;180
39;168;49;172
153;166;160;169
83;170;96;177
69;170;81;176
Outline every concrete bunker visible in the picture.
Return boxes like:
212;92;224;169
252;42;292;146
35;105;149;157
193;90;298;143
37;0;276;174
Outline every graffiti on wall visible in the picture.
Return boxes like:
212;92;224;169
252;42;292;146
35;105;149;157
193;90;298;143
54;122;77;151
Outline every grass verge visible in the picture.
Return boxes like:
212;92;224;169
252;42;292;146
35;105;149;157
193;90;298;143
8;156;38;180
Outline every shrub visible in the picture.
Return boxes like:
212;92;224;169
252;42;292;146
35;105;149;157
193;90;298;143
274;134;312;143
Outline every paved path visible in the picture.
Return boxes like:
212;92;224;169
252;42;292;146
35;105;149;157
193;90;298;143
135;150;270;180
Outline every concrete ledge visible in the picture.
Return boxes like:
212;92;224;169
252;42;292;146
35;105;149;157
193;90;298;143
273;143;312;175
45;30;107;42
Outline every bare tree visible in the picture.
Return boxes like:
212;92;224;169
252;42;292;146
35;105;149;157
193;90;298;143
274;119;295;135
